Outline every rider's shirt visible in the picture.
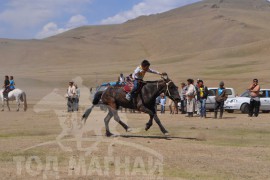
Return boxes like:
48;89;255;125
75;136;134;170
132;66;160;80
9;80;15;90
4;80;9;88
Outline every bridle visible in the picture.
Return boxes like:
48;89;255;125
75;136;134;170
157;80;176;101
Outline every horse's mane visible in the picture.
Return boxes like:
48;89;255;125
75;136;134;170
145;79;165;83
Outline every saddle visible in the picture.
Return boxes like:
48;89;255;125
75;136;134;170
123;81;146;93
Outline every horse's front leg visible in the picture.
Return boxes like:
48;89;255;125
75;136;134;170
1;100;4;111
7;100;11;111
145;114;154;131
139;105;168;135
16;98;20;111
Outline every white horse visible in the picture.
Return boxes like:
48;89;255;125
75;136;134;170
0;88;27;111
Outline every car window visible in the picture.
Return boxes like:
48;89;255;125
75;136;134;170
240;91;250;97
208;89;216;96
225;89;232;95
259;90;266;98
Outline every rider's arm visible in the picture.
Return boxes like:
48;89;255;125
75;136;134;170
147;68;161;75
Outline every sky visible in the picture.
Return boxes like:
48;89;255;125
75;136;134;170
0;0;201;39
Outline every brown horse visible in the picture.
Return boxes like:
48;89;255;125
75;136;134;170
82;74;180;136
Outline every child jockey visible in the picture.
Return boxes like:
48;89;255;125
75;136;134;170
126;60;162;101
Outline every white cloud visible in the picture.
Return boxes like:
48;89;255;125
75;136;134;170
66;14;88;28
36;14;88;39
36;22;67;39
101;0;201;24
0;0;92;28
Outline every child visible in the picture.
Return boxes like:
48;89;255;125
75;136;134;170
9;76;16;90
160;95;166;114
126;60;162;101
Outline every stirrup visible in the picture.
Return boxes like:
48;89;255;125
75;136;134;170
126;93;131;101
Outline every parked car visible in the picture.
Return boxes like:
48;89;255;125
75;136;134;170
224;89;270;113
206;87;236;111
177;87;236;112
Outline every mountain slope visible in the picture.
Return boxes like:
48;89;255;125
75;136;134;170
1;0;270;92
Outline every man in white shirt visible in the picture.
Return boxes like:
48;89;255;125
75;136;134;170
67;81;76;112
186;79;196;117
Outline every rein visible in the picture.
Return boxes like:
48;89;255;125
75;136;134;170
156;80;175;101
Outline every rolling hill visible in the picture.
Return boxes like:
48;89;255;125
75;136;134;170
1;0;270;96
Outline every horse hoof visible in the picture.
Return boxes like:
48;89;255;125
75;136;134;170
164;132;170;136
145;124;152;131
126;128;132;132
106;132;114;137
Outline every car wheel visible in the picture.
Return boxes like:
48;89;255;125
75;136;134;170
262;110;270;113
226;110;234;113
240;103;249;114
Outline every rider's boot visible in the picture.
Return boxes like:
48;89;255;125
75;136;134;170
126;93;131;101
3;93;7;100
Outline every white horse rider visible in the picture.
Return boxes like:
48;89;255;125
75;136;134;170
0;88;27;111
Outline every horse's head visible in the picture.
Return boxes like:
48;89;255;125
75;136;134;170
161;73;181;102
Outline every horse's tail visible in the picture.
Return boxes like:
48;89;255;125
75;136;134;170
92;91;103;105
82;105;94;124
22;91;27;111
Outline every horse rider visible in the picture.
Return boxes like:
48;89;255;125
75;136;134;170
126;59;162;101
2;75;10;100
9;76;16;91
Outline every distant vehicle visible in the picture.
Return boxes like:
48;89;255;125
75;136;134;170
224;89;270;113
206;87;236;111
177;87;236;112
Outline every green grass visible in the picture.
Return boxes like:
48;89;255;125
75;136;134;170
0;148;68;165
163;167;231;180
0;131;56;138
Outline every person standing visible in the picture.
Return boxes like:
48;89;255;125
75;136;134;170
74;84;80;111
197;80;209;118
186;79;196;117
248;79;260;117
67;81;76;112
180;82;187;114
214;81;227;119
160;95;166;114
2;76;10;100
119;73;125;84
168;98;178;114
9;76;16;90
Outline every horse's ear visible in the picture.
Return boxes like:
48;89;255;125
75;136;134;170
161;73;168;80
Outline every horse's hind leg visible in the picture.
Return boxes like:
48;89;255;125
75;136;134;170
104;110;114;137
111;109;131;132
